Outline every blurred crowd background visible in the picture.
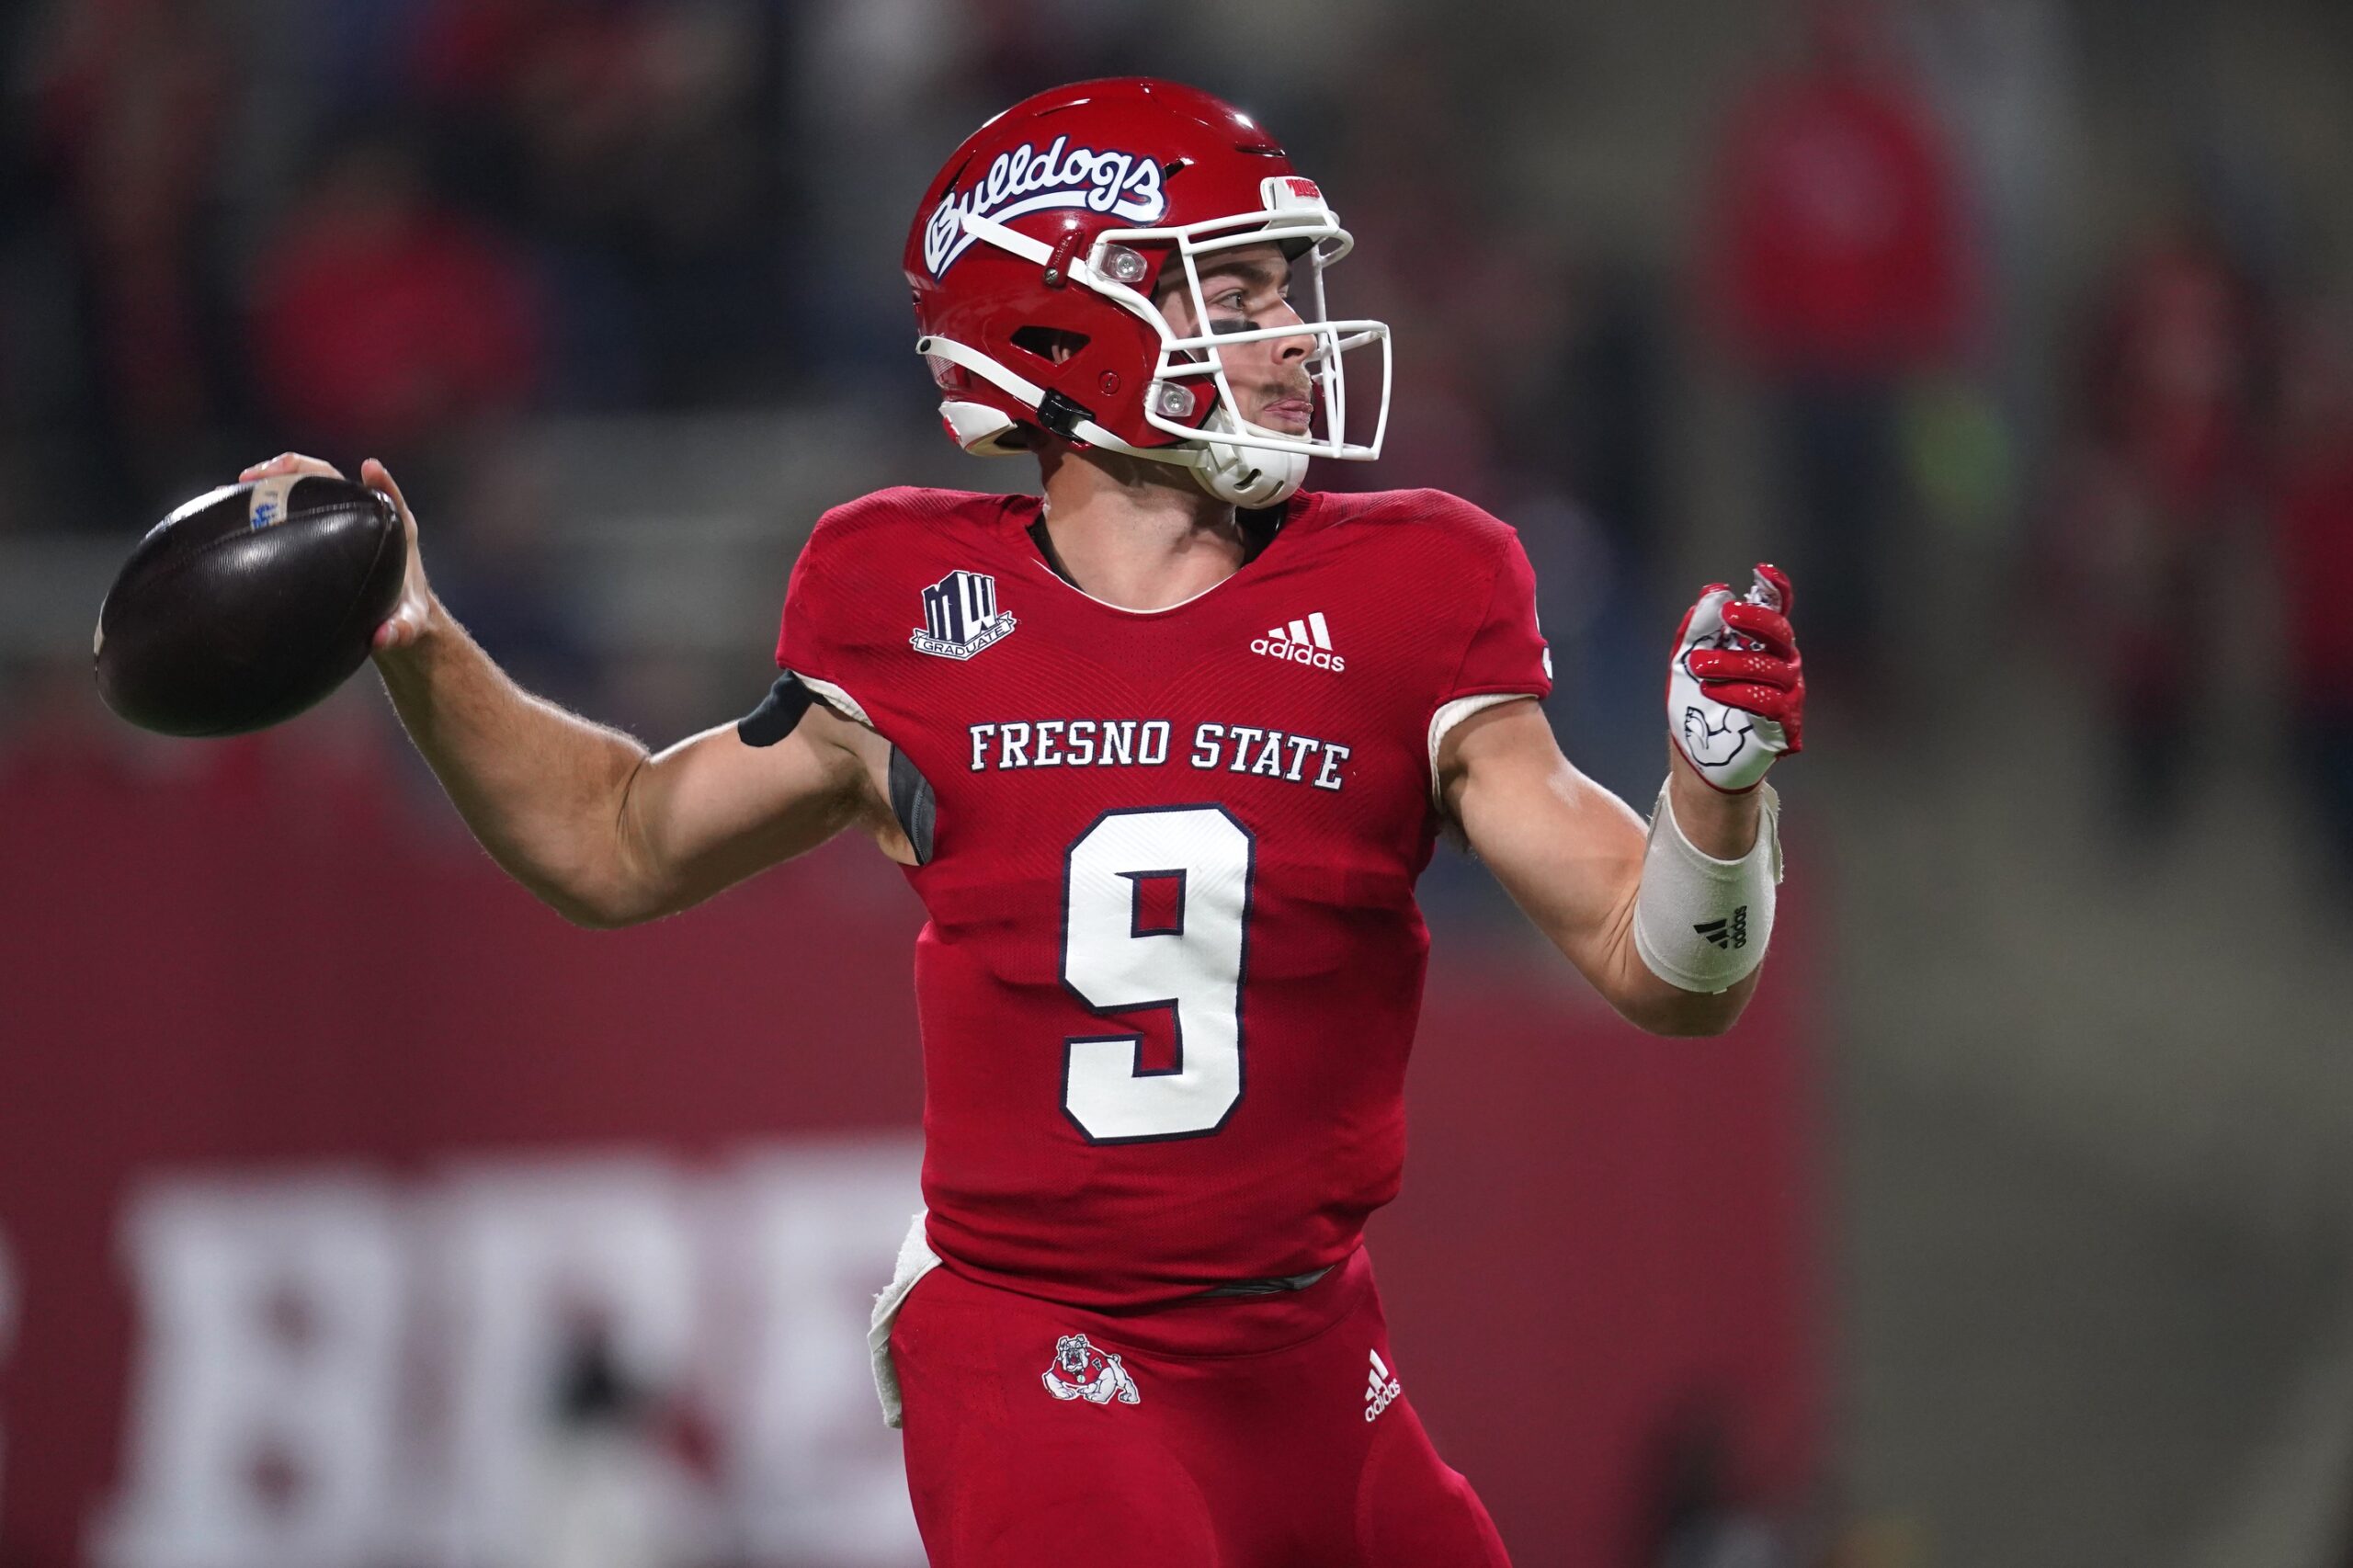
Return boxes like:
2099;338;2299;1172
2;0;2351;1565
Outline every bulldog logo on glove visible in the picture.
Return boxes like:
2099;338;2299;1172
1667;563;1805;794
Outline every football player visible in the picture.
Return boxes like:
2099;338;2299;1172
243;77;1802;1568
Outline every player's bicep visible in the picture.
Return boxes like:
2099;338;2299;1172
611;701;873;924
1441;700;1652;999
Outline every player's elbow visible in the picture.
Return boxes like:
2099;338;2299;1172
1611;971;1751;1038
1635;1002;1744;1039
552;894;638;931
520;859;663;930
539;881;642;931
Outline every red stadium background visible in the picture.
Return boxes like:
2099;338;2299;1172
0;730;1818;1567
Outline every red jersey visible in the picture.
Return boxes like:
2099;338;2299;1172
774;485;1550;1307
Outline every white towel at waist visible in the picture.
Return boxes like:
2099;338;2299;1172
869;1210;942;1428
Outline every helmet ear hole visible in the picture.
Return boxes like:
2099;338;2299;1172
1009;326;1092;366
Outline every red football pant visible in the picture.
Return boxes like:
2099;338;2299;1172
890;1247;1511;1566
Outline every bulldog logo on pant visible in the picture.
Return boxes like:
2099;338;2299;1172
1042;1333;1141;1405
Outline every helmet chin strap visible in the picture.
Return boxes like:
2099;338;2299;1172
1189;407;1307;507
919;332;1306;507
1054;409;1305;509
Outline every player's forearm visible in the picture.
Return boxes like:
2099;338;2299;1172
1509;858;1761;1038
1609;915;1764;1036
372;596;648;926
1504;841;1760;1037
1615;761;1781;1031
1448;708;1770;1037
1615;753;1771;1033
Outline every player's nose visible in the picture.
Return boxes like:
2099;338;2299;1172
1267;301;1313;364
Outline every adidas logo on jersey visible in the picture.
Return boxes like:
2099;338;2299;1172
1252;612;1345;672
1364;1349;1402;1422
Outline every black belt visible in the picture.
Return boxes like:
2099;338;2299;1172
1192;1265;1335;1299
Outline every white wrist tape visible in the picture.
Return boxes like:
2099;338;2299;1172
1631;778;1782;994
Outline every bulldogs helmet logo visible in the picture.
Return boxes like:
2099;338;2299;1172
1041;1333;1141;1405
922;136;1167;278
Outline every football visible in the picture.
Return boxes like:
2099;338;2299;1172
93;474;407;736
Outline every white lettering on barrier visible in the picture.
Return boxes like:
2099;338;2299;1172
92;1141;926;1568
723;1144;932;1563
94;1176;404;1568
437;1157;703;1567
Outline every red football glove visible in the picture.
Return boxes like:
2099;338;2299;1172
1666;563;1804;792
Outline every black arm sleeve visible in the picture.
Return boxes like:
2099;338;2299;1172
734;673;817;747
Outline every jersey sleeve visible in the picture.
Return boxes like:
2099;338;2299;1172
773;513;839;676
1422;503;1552;792
1438;514;1552;706
767;493;915;728
768;530;874;726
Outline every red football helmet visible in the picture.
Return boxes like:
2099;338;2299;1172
904;78;1391;506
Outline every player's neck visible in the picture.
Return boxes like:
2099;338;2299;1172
1034;445;1246;612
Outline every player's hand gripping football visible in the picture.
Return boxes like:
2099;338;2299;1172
1667;563;1804;794
237;453;433;653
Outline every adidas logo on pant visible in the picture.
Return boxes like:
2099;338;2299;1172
1252;612;1346;672
1364;1349;1402;1421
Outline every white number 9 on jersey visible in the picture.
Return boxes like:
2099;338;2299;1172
1061;805;1255;1142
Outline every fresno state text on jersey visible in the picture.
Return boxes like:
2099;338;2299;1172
772;486;1549;1308
963;718;1354;791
